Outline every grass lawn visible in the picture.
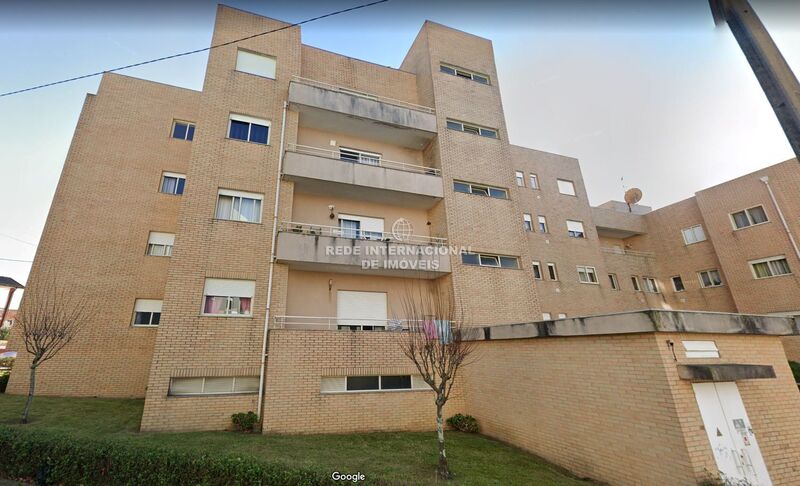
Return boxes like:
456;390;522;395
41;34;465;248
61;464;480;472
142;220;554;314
0;394;590;485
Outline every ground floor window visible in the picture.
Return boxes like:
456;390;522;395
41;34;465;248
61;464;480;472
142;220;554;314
169;376;259;396
321;375;427;393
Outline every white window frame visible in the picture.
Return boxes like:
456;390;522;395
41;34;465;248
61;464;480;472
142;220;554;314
577;265;598;284
643;277;659;293
547;262;558;281
215;189;263;223
538;216;548;233
749;256;792;279
557;313;567;319
631;276;642;292
698;269;723;288
557;179;576;196
169;376;260;396
532;261;542;280
681;225;706;245
235;49;276;79
608;273;619;290
171;120;195;141
671;275;685;292
523;213;533;232
439;63;490;85
202;278;255;317
339;147;381;166
566;220;586;238
160;172;186;195
446;119;498;139
683;341;720;359
228;114;271;145
146;232;175;257
462;252;520;269
730;205;769;230
529;173;539;189
132;299;162;327
322;375;427;394
515;171;525;187
541;312;552;320
453;180;508;199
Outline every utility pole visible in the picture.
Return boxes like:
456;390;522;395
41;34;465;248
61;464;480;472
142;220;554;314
710;0;800;160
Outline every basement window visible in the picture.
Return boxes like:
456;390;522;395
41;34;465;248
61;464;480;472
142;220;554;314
169;376;259;396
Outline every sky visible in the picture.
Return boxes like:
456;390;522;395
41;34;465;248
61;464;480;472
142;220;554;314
1;0;799;307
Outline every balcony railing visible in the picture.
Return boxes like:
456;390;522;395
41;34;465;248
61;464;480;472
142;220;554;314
278;221;447;247
291;76;435;114
273;316;412;331
286;143;441;176
600;247;655;259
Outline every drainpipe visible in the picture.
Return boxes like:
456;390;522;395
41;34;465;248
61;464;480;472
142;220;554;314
760;176;800;262
257;101;288;421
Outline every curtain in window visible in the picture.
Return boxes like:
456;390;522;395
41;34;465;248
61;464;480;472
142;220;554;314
771;259;790;275
340;219;360;239
229;120;250;140
204;296;227;314
733;212;749;228
249;124;268;144
238;297;252;315
239;198;260;223
752;262;770;278
216;196;233;219
161;176;177;194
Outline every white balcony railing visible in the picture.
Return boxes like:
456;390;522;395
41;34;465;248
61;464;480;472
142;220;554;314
286;143;441;176
273;316;411;331
278;221;447;247
600;247;655;259
291;76;436;114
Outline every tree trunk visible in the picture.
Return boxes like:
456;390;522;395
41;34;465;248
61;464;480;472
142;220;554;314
436;403;451;480
21;364;37;424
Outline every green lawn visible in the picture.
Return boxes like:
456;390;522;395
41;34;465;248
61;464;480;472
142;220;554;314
0;394;590;485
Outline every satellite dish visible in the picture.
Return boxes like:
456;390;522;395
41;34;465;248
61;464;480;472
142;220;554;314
624;188;642;206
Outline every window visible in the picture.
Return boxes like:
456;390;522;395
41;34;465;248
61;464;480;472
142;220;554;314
681;225;706;245
547;263;558;280
461;252;519;269
235;49;276;79
730;205;768;229
631;276;641;291
453;180;508;199
132;299;162;327
566;220;585;238
672;276;685;292
228;114;270;144
171;121;195;141
608;273;619;290
439;63;490;84
160;172;186;195
169;376;259;396
683;341;720;359
538;216;548;233
446;119;498;139
557;179;576;196
529;174;539;189
532;261;542;279
321;375;427;393
202;278;255;316
515;171;525;187
147;232;175;257
643;277;659;293
557;313;567;319
749;256;791;279
338;214;384;240
542;312;552;320
577;266;598;284
339;147;381;166
523;213;533;232
698;270;723;288
215;189;263;223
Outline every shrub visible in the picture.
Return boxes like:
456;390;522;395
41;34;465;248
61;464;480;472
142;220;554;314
790;361;800;384
231;411;259;432
446;414;479;433
0;426;334;485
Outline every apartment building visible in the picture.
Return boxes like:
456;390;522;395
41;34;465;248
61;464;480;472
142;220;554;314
6;2;800;455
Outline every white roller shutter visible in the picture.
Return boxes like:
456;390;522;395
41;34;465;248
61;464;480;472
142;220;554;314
337;291;387;327
148;232;175;246
235;50;276;79
134;299;163;313
203;278;255;298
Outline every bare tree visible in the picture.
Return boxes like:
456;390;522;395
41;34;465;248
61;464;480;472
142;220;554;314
16;271;94;423
394;282;477;480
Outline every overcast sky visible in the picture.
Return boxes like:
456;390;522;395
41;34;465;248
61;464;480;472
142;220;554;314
1;0;799;306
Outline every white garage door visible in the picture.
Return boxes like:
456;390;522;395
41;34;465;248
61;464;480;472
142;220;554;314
337;291;387;330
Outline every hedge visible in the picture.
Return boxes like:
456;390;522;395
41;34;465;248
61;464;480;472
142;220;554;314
0;427;336;485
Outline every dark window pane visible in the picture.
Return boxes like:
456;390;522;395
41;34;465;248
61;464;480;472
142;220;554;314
463;125;480;135
673;277;685;291
453;182;470;193
732;211;749;228
340;149;360;162
456;70;472;79
499;256;519;269
381;375;411;390
472;186;489;196
446;120;462;131
461;253;479;265
176;178;185;195
749;206;767;224
186;125;195;141
229;120;250;141
533;265;542;279
473;75;489;85
440;65;456;75
489;188;508;199
134;312;150;325
480;129;498;138
249;124;269;144
347;376;379;391
480;255;499;266
151;312;161;325
172;123;187;140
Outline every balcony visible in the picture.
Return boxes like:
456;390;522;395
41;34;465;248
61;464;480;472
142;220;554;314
275;221;451;278
288;77;437;149
283;144;443;209
600;246;655;259
591;207;648;238
272;316;412;331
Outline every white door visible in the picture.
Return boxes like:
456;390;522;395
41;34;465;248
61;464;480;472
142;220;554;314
692;382;772;486
336;291;387;330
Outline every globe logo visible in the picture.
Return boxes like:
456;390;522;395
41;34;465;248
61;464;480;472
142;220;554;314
391;218;414;241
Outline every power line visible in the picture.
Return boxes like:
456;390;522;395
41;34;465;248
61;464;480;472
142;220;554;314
0;0;389;98
0;258;33;263
0;233;37;247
